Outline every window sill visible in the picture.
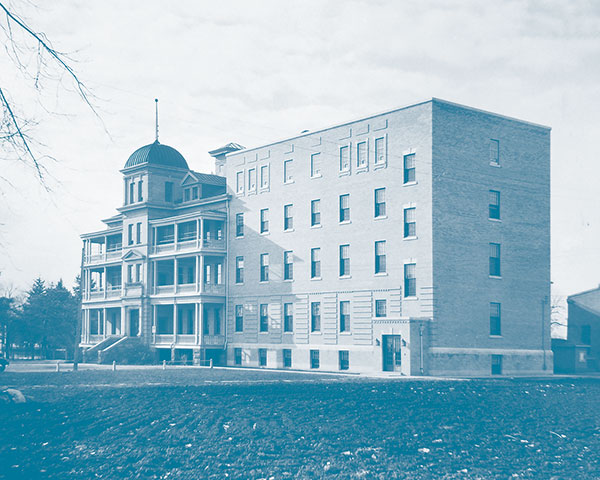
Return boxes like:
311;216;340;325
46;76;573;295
338;170;351;177
489;275;502;280
311;224;322;229
489;218;502;222
374;215;387;221
259;187;270;193
283;279;294;282
311;174;322;179
311;277;322;281
339;331;352;335
235;235;244;240
260;231;270;236
235;282;244;286
489;162;501;168
339;275;352;279
374;272;388;277
284;180;295;185
339;220;351;225
356;167;369;174
258;331;269;335
403;236;418;241
259;280;269;284
247;190;257;196
310;331;322;335
403;181;418;187
236;192;245;196
284;228;295;233
404;296;419;301
283;331;293;334
373;162;387;170
489;335;503;338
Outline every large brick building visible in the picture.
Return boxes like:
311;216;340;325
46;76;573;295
80;98;552;375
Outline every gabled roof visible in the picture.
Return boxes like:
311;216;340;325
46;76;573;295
208;143;245;157
122;249;146;261
189;171;226;186
568;286;600;316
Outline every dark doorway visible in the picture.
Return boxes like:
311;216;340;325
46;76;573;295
382;335;402;372
129;309;139;336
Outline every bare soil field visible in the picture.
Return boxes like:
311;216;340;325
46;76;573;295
1;368;599;479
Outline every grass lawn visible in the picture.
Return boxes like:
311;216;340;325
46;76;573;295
1;368;599;479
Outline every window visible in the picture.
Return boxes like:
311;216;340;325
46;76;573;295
260;208;269;233
214;309;221;335
404;263;416;297
339;244;350;277
138;180;143;202
375;299;387;317
284;251;293;280
234;348;242;365
135;263;141;282
375;188;386;218
311;153;322;177
284;204;293;231
259;348;267;367
127;264;133;283
129;181;135;204
284;303;293;332
311;248;321;279
404;207;416;238
260;165;269;188
489;243;501;277
128;224;134;245
136;222;142;244
235;213;244;237
491;354;502;375
235;305;244;332
235;257;244;284
310;349;320;369
404;154;416;183
260;253;269;282
192;186;198;200
165;181;173;202
283;349;292;368
339;194;350;223
339;350;349;370
184;188;191;202
311;199;321;226
203;314;210;335
357;141;367;167
236;172;244;194
375;241;386;274
340;301;350;332
248;168;257;191
339;145;350;172
374;137;385;164
284;159;293;183
581;325;591;345
259;304;269;332
489;190;500;220
490;139;500;165
311;302;321;332
490;302;501;336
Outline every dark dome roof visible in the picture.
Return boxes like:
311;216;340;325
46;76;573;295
124;141;188;169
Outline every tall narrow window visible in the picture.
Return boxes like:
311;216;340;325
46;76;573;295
260;253;269;282
284;159;293;183
192;186;198;200
236;172;244;194
129;181;135;204
489;243;501;277
137;180;143;202
235;256;244;284
339;145;350;172
284;251;293;280
375;188;386;218
311;302;321;332
248;168;257;192
184;188;191;202
339;194;350;223
339;350;349;370
311;248;321;279
357;141;367;167
374;137;385;164
284;204;293;231
259;348;267;367
259;304;269;332
135;264;141;282
490;302;501;336
234;348;242;365
375;241;386;274
404;154;416;183
260;208;269;233
260;165;269;188
311;153;322;177
136;222;141;244
375;299;387;317
310;349;320;369
311;200;321;226
283;349;292;368
404;263;416;297
235;305;244;332
284;303;293;332
127;264;133;283
490;139;500;165
339;244;350;277
491;355;502;375
404;207;416;237
128;224;133;245
236;213;244;237
340;301;350;332
165;181;173;202
489;190;500;220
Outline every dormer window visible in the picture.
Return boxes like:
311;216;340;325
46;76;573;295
184;188;191;202
192;186;199;200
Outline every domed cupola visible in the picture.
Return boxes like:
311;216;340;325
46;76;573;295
124;140;188;170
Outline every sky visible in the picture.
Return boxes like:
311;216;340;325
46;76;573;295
0;0;599;308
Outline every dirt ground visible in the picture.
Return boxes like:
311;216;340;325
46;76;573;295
1;368;599;479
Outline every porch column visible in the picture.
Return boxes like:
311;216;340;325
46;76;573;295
102;307;107;339
103;267;107;299
199;255;205;294
197;219;201;249
195;303;200;345
174;257;178;294
152;304;156;344
195;255;200;293
173;301;178;344
174;223;178;250
198;302;203;347
121;306;127;336
104;235;108;261
153;261;157;295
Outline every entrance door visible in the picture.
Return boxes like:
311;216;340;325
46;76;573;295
382;335;402;371
129;309;140;337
